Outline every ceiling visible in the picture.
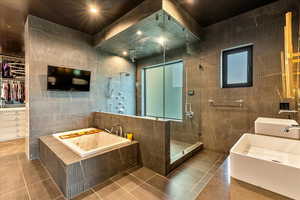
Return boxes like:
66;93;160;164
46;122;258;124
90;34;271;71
176;0;278;27
99;10;199;60
0;0;278;57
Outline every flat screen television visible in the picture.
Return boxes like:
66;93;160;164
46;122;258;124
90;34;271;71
47;65;91;91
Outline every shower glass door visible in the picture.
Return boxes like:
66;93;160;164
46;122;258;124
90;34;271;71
144;61;183;120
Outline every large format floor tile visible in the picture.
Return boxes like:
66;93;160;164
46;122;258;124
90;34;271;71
0;188;30;200
27;178;62;200
0;138;227;200
93;180;135;200
111;172;144;192
0;163;25;194
130;167;157;182
72;190;100;200
196;159;292;200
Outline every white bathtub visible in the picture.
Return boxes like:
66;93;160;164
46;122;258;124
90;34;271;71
230;133;300;199
53;128;131;157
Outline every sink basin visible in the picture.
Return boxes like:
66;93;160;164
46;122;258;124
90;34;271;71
230;133;300;199
255;117;300;139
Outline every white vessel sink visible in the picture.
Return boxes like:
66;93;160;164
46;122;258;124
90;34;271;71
230;133;300;199
255;117;300;139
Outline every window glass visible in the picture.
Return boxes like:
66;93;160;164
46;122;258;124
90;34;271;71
222;45;253;88
227;51;248;84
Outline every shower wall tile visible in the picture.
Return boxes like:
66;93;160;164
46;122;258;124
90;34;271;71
136;0;300;153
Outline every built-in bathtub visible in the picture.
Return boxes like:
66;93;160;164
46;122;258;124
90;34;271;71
53;128;131;157
40;128;138;199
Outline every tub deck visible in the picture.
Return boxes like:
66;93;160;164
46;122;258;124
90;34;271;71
52;128;131;157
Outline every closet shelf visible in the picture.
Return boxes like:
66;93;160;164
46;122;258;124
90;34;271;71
0;77;25;81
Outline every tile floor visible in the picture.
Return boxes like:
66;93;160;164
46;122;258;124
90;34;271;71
196;159;292;200
0;138;225;200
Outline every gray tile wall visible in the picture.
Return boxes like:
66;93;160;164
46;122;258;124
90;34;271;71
136;0;300;153
25;15;136;159
197;0;300;152
93;112;170;175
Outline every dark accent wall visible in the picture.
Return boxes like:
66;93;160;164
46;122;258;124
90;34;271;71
136;0;300;153
197;0;299;152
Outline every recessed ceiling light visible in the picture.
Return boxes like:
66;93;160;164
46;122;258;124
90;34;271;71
157;37;166;46
89;5;99;14
137;30;142;35
123;51;128;56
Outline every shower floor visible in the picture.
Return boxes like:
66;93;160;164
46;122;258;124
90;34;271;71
170;140;193;160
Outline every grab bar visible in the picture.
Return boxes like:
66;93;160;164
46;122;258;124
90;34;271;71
208;99;244;108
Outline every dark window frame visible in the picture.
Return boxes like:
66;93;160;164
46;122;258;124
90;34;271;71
222;45;253;88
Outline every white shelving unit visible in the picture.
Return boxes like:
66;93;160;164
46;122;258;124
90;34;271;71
0;108;26;141
0;55;26;141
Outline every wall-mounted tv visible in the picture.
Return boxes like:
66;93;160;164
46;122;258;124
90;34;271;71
47;66;91;91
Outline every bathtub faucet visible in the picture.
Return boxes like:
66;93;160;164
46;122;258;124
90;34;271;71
283;124;300;133
110;124;123;137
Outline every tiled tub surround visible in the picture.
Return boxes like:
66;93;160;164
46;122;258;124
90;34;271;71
39;135;138;199
92;112;171;175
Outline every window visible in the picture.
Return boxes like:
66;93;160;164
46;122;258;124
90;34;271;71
222;45;253;88
143;61;183;120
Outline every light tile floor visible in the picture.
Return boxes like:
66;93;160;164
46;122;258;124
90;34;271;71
0;138;225;200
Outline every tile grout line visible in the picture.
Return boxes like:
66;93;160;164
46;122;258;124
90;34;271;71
113;180;139;200
54;195;65;200
194;155;224;186
0;187;30;198
112;174;143;192
190;154;225;193
39;160;64;198
16;154;32;200
128;172;170;198
90;188;103;200
143;173;158;183
129;172;152;183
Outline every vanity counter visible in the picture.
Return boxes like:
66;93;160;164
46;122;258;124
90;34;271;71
196;157;292;200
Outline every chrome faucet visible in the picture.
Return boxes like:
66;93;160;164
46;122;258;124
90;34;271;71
283;124;300;133
110;124;123;137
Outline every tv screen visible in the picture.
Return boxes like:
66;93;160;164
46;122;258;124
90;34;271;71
47;66;91;91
